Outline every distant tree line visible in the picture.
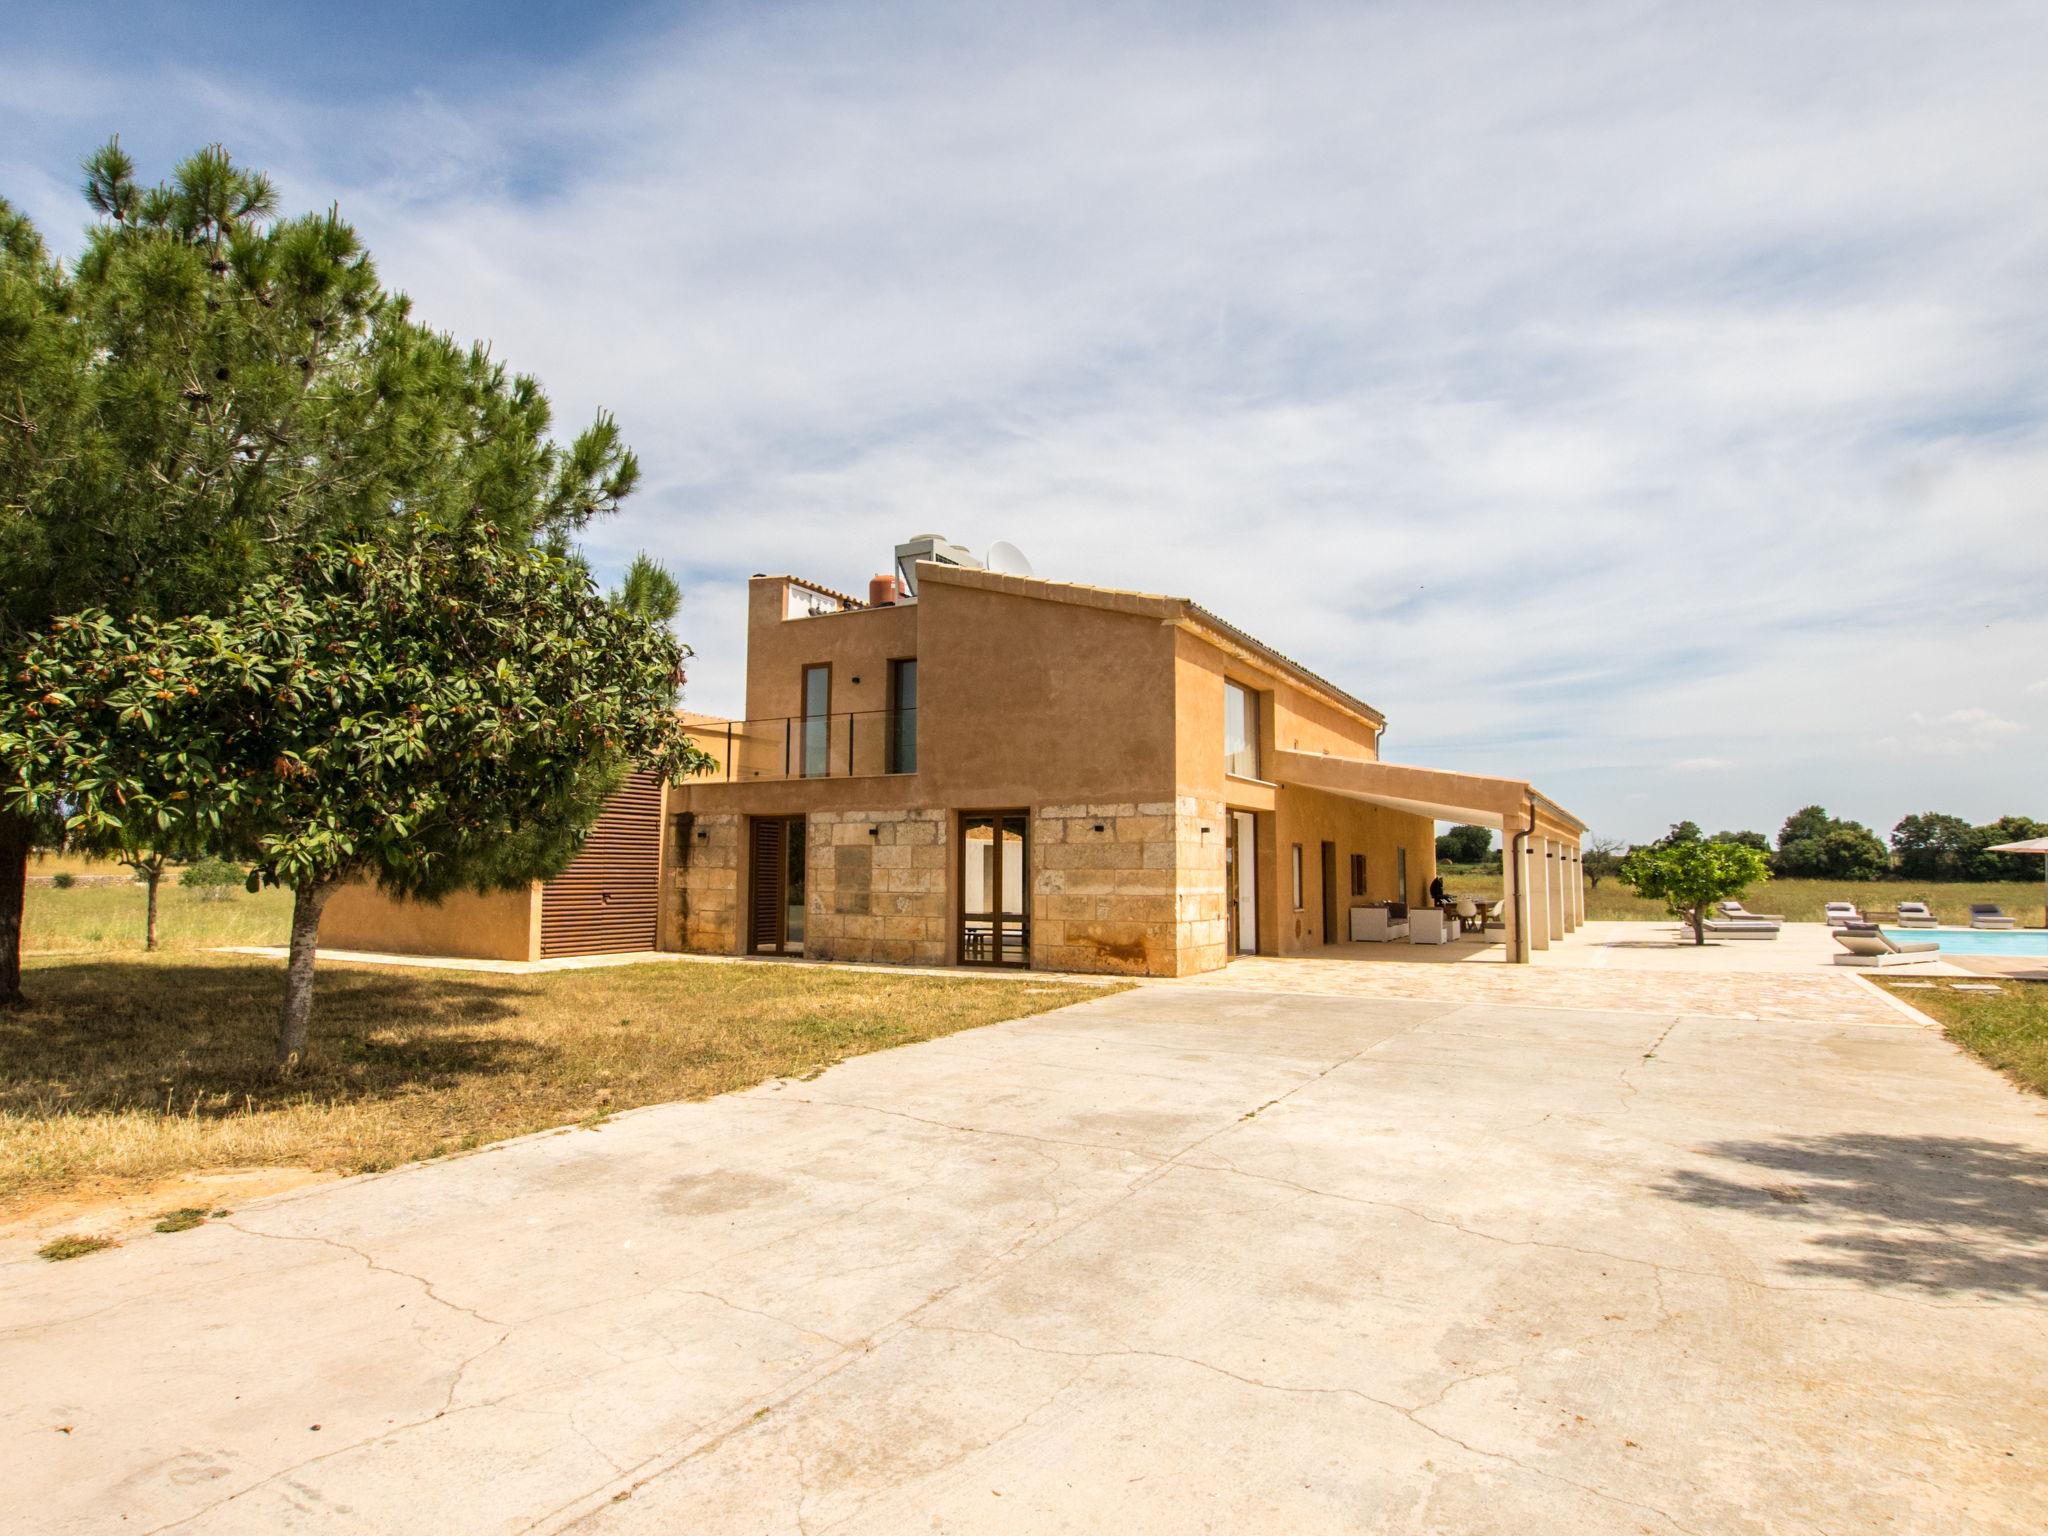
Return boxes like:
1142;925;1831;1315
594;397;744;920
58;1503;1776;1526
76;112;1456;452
1436;807;2042;886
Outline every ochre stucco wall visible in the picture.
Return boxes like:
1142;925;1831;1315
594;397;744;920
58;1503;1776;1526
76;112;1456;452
321;881;540;962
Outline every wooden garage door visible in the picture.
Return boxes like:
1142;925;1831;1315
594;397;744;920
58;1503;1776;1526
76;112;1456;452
540;771;663;957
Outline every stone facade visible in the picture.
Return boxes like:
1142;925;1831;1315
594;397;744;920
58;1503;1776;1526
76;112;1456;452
804;808;949;966
671;811;740;955
1031;801;1187;976
1171;796;1229;975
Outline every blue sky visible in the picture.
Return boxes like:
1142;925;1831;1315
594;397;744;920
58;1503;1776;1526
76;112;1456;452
7;1;2046;844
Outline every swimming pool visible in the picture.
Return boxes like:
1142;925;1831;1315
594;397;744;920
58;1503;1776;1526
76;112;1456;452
1881;927;2048;957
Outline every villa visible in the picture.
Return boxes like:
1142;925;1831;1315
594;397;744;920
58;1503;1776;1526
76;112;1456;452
324;537;1586;974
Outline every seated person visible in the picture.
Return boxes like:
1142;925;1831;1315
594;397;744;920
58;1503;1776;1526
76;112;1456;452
1428;874;1447;906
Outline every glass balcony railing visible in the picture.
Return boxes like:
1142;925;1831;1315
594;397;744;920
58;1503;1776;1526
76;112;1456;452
692;708;918;781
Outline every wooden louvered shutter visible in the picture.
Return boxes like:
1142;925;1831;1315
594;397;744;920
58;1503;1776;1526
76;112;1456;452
749;818;785;952
539;771;663;957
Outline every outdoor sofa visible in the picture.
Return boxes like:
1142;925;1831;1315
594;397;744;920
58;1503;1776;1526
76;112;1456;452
1969;904;2018;930
1351;904;1410;943
1895;902;1940;928
1832;923;1941;967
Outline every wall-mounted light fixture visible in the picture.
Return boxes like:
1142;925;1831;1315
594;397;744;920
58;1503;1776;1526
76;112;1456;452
867;825;880;838
1092;822;1106;833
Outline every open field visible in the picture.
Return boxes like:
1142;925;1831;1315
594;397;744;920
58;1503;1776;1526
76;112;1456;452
1880;977;2048;1099
23;880;293;954
1438;866;2046;926
0;954;1107;1215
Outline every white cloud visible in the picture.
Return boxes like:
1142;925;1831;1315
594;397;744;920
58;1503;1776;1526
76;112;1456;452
4;0;2046;841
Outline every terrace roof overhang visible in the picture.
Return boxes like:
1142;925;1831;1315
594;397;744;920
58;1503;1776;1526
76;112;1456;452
1270;749;1585;841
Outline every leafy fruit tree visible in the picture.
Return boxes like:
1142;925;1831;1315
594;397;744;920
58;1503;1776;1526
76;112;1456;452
1620;838;1772;945
0;140;643;1004
2;519;714;1066
1434;824;1493;865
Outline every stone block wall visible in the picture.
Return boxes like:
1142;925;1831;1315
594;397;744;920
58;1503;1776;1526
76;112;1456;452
672;811;740;954
1031;801;1185;975
1171;796;1229;975
805;808;949;965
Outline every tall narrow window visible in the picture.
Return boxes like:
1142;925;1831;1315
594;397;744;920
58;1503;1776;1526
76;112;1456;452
800;664;831;778
1291;843;1304;910
1350;853;1366;898
887;658;918;773
1224;680;1259;779
1396;846;1409;904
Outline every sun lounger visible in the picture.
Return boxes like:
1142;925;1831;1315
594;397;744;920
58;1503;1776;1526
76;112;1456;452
1718;900;1785;922
1895;902;1939;928
1823;901;1863;927
1701;917;1780;939
1968;904;2017;930
1833;923;1940;967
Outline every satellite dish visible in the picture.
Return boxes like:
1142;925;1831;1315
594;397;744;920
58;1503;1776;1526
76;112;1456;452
986;540;1034;578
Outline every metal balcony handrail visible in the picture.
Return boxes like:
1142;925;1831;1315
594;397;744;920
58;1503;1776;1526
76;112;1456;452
688;707;918;781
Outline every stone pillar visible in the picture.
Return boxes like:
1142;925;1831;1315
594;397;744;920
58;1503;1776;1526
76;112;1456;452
1545;839;1565;941
1570;847;1585;929
1527;836;1551;952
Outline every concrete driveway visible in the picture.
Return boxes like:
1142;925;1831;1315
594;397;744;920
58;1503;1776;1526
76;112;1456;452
5;968;2045;1534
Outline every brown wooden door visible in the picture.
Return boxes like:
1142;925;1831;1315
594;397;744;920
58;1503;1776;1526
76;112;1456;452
749;815;807;954
750;818;785;953
539;771;663;957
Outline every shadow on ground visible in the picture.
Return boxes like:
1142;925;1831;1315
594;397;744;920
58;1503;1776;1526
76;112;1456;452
1658;1133;2048;1298
1;960;538;1116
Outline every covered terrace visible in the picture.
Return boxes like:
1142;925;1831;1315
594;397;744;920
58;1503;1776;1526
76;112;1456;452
1271;750;1587;963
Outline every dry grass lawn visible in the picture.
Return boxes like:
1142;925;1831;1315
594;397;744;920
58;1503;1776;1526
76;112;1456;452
24;880;294;954
0;953;1110;1216
1879;978;2048;1099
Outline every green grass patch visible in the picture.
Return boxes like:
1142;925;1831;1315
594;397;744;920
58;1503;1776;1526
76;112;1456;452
152;1207;210;1233
1877;979;2048;1098
38;1233;115;1262
1;952;1114;1212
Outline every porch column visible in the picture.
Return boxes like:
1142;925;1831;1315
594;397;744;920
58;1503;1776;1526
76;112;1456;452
1571;847;1585;929
1528;836;1551;952
1545;839;1565;941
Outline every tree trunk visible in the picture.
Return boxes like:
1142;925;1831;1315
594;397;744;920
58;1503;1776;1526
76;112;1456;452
145;867;161;952
0;812;29;1007
276;880;334;1072
1691;906;1706;945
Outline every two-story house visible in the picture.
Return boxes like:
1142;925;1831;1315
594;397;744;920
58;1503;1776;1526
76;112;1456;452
325;539;1585;973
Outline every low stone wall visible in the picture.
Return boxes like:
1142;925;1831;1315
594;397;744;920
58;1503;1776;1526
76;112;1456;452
805;809;949;965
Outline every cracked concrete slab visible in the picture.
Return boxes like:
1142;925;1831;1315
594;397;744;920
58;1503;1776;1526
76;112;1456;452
3;976;2044;1534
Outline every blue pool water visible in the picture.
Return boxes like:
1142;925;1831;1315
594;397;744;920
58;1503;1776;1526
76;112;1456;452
1882;927;2048;957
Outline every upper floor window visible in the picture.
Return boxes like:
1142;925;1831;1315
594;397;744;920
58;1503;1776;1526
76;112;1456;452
1224;679;1260;780
887;658;918;774
800;664;831;777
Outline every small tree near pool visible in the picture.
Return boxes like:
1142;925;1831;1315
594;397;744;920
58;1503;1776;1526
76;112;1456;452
3;519;713;1067
1620;838;1772;945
